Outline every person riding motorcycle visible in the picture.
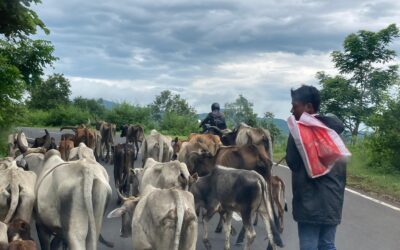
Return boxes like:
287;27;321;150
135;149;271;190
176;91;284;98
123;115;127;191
199;103;227;132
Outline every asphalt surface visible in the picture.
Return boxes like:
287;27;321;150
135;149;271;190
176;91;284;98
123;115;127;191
19;128;400;249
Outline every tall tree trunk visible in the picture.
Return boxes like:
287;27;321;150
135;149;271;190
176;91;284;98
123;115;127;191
351;122;360;145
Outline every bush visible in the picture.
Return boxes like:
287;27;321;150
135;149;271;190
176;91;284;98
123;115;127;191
365;100;400;173
23;109;50;127
105;102;154;130
160;112;199;136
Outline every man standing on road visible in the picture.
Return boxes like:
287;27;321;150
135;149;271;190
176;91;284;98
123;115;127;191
286;85;347;250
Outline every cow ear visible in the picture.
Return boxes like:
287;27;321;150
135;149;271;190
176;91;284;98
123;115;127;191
107;207;126;218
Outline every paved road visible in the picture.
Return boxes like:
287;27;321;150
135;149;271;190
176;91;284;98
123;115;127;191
21;128;400;249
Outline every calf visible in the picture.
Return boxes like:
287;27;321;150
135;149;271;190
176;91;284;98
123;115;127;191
7;219;34;242
108;187;197;250
115;158;192;238
58;138;74;161
271;176;287;233
113;143;136;204
189;157;283;250
213;144;282;244
6;219;37;250
8;240;37;250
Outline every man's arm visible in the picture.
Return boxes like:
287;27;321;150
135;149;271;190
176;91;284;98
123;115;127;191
200;113;211;127
285;134;302;172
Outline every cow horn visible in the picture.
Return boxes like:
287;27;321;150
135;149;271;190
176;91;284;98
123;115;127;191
17;132;28;154
60;126;77;132
116;188;129;202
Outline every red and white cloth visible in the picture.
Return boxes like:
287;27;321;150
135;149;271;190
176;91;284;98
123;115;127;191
287;113;351;178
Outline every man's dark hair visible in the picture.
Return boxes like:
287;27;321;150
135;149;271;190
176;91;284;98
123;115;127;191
291;85;321;112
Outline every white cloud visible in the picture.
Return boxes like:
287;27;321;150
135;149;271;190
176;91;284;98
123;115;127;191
30;0;400;120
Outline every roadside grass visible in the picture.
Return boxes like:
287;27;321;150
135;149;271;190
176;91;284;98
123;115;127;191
346;145;400;202
274;143;400;203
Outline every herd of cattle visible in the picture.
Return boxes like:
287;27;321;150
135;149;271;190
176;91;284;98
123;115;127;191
1;122;288;250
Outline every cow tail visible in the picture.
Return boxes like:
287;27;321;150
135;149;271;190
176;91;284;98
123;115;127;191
158;135;164;162
83;164;97;250
172;190;184;250
256;174;283;247
4;180;19;223
262;131;273;162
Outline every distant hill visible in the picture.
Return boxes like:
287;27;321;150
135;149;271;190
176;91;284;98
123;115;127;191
197;113;289;135
101;99;117;109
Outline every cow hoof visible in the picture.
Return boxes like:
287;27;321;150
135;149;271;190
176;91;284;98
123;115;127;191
235;239;244;245
231;226;237;236
203;239;212;250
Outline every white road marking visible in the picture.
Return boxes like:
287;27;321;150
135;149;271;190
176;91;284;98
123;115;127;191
276;164;400;212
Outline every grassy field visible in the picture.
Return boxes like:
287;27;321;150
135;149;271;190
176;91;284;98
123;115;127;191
274;143;400;203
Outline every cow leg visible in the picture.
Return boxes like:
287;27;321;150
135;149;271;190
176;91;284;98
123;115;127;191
242;213;256;250
223;211;233;250
60;190;89;250
259;210;282;249
235;226;245;245
253;212;259;226
134;141;139;160
36;223;51;250
106;142;111;163
202;217;212;250
203;207;218;250
50;236;64;250
215;211;224;233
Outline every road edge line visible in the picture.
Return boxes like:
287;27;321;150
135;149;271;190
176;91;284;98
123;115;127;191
276;163;400;212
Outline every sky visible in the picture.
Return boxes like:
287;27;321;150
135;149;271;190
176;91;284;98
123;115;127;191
32;0;400;119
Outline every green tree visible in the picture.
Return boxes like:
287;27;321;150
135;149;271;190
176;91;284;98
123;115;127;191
318;24;400;144
149;90;197;123
224;94;257;127
0;0;49;38
0;55;25;127
0;39;57;89
106;102;153;129
29;73;71;109
366;99;400;172
258;112;281;143
73;97;106;120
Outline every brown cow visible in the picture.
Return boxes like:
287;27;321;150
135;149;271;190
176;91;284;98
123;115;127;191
8;240;37;250
60;124;96;149
58;138;75;161
6;219;37;250
171;137;187;160
271;175;287;233
188;133;221;155
7;219;34;242
221;123;273;161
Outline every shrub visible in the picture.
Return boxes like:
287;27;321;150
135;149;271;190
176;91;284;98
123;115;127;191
160;112;199;136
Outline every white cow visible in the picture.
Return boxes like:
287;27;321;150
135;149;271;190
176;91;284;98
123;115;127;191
108;186;197;250
0;160;36;224
30;144;112;250
141;130;173;166
113;158;194;238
